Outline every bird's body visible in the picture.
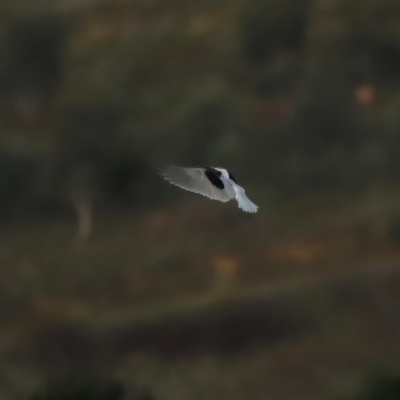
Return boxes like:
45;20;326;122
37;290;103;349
160;166;258;213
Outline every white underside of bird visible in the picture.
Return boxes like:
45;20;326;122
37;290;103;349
160;166;258;213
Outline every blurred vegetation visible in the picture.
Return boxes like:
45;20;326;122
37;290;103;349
28;377;125;400
27;376;155;400
1;0;400;215
337;370;400;400
2;0;400;400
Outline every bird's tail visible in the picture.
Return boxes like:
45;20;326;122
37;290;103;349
234;186;258;213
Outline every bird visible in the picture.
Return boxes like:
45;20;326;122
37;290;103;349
160;166;258;213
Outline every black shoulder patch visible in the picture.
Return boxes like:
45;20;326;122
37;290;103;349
205;169;224;189
228;171;237;183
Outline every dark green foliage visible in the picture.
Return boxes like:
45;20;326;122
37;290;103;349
242;0;311;63
0;0;400;206
2;16;65;115
29;378;124;400
56;104;147;206
0;144;44;221
338;370;400;400
338;0;400;87
241;0;311;96
387;217;400;245
58;105;125;164
28;377;156;400
363;375;400;400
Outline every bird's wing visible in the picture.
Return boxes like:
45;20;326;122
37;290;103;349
232;184;259;213
160;166;232;202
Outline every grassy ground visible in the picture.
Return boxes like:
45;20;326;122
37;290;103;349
3;186;400;399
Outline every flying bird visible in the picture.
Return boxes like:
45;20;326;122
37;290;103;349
160;166;258;213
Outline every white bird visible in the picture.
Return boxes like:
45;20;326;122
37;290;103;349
160;166;258;213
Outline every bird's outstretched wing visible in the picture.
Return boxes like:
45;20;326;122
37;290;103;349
160;166;232;202
233;185;259;213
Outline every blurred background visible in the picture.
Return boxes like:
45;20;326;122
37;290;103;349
2;0;400;399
